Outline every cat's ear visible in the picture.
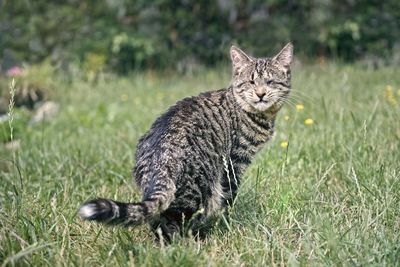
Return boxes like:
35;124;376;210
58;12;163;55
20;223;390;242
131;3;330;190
273;42;293;70
230;46;253;74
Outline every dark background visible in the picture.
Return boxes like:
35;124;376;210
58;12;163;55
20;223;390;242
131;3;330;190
1;0;399;73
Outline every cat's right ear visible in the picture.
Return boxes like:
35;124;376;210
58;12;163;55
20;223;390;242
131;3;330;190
230;46;253;74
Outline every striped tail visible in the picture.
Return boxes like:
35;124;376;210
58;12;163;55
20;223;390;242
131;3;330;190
78;198;150;226
79;176;177;226
78;189;176;226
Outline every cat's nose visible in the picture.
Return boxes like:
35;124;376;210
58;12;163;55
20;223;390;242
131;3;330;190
255;91;266;100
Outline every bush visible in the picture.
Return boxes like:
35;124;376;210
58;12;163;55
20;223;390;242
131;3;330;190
1;0;399;72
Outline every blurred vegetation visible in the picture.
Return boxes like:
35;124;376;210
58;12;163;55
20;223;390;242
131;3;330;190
1;0;400;73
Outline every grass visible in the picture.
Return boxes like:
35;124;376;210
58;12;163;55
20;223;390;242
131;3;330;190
1;63;399;266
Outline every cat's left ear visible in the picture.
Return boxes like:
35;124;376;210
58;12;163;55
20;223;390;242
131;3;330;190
273;42;294;70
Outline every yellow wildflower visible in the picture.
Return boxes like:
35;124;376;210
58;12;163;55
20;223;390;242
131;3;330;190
296;104;304;111
284;115;289;121
384;85;397;106
304;118;314;125
120;94;128;102
280;141;288;149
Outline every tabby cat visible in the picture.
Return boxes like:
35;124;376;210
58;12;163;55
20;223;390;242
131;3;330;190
79;43;293;240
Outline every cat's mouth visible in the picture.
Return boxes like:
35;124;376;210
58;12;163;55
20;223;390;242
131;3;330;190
253;99;273;111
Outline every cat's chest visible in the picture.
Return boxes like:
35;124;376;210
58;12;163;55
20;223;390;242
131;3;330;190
232;119;274;151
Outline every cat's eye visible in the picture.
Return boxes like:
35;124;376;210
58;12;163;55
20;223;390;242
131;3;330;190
265;79;274;86
249;80;255;85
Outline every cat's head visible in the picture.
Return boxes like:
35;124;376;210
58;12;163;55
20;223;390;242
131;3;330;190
230;43;293;114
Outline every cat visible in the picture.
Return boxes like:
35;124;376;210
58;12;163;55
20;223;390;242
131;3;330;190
79;43;293;241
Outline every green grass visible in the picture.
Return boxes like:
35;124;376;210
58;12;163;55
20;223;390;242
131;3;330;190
1;63;400;266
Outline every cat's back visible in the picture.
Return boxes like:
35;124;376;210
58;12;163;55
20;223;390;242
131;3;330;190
135;88;231;163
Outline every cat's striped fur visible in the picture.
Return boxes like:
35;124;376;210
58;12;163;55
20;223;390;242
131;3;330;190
79;43;293;240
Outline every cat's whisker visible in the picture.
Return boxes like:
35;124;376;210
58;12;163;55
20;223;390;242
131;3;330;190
288;96;310;106
287;93;314;106
287;91;308;100
283;102;296;110
290;89;313;98
270;94;296;110
272;94;297;107
280;99;297;110
289;90;316;104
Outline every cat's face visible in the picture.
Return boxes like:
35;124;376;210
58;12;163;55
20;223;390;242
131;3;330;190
230;43;293;113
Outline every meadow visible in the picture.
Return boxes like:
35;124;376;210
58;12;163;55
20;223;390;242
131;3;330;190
1;63;399;266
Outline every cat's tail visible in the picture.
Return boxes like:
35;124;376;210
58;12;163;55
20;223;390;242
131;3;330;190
79;174;177;226
78;198;149;226
78;195;173;226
